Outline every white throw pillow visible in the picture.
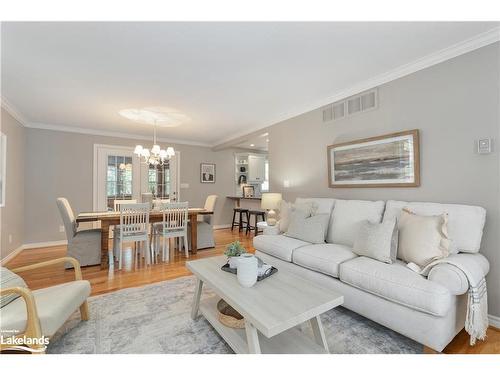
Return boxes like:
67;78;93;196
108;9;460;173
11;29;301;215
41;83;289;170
397;208;450;267
285;213;330;244
353;219;398;264
278;200;292;233
0;267;28;308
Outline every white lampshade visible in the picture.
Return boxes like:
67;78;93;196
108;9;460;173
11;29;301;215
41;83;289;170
159;149;167;159
134;145;143;155
261;193;282;210
151;144;161;155
141;148;150;158
166;147;175;157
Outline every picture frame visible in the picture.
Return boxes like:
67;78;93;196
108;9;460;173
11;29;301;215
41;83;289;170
0;133;5;207
200;163;216;183
242;185;255;198
327;129;420;188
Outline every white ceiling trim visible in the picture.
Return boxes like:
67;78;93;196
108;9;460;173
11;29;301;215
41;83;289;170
1;97;29;126
25;122;213;147
213;26;500;148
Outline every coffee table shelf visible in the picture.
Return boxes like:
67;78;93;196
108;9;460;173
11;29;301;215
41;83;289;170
199;296;327;354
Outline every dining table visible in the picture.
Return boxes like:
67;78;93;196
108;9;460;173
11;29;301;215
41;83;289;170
76;208;213;269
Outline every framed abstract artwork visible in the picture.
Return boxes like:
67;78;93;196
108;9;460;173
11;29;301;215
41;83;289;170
200;163;216;183
327;129;420;188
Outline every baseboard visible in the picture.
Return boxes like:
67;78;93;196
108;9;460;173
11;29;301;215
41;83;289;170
489;314;500;329
0;244;25;265
23;240;68;249
214;224;231;230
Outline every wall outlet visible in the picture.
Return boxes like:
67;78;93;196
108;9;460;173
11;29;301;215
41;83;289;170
59;225;65;233
8;234;12;244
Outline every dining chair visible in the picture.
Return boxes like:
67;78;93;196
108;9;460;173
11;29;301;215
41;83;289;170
116;203;151;270
112;199;137;263
188;195;218;250
152;202;189;262
56;198;101;267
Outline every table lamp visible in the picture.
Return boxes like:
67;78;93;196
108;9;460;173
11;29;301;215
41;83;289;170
261;193;283;226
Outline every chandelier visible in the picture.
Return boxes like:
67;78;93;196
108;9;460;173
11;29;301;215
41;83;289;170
133;120;175;166
119;107;189;166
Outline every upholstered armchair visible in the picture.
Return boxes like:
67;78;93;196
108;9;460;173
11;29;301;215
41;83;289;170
188;195;218;249
0;257;91;353
57;197;101;267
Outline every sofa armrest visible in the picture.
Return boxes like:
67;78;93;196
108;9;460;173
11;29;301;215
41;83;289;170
427;253;489;295
11;257;83;281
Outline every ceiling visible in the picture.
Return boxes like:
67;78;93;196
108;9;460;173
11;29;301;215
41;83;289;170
235;132;269;151
1;22;499;146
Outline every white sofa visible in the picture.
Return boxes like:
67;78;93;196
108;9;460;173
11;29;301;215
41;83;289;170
253;198;489;352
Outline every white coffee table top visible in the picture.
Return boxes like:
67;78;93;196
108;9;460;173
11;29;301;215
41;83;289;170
187;255;343;338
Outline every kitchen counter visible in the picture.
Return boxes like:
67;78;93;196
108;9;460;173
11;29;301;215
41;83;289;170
227;196;262;200
227;196;262;209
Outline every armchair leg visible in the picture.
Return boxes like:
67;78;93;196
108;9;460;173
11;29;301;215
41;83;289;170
80;301;90;321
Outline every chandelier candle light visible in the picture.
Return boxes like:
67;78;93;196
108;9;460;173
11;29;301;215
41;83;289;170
133;120;175;166
119;107;188;167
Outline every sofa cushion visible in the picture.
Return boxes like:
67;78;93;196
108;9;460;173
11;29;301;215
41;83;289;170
1;280;91;337
295;198;335;215
383;200;486;254
339;257;452;316
293;244;358;278
327;199;386;246
253;235;310;262
285;213;330;243
353;219;398;264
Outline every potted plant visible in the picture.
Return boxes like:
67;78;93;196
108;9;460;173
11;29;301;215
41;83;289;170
224;241;246;269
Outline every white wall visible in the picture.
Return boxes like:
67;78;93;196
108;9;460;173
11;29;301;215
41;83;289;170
0;108;25;259
267;43;500;316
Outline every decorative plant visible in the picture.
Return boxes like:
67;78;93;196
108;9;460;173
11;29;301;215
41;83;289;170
224;241;246;257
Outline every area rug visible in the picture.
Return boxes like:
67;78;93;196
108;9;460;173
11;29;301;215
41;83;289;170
47;276;423;354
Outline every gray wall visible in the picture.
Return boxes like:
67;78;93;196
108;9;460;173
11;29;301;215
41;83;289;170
24;128;236;244
268;43;500;316
0;108;25;259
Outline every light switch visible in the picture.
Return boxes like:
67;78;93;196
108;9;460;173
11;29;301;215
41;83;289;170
477;138;492;154
180;183;190;189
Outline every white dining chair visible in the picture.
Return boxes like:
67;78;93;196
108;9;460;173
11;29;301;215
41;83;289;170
116;203;151;269
112;199;137;263
152;202;189;262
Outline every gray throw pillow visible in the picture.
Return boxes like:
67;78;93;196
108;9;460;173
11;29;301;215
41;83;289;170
0;267;28;308
285;213;330;244
352;219;398;264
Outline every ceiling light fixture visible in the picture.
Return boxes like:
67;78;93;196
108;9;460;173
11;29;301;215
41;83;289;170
120;107;187;166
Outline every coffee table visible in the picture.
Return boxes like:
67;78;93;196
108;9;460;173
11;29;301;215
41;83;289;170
187;256;343;354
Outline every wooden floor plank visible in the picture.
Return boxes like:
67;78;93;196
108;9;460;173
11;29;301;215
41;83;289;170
4;228;499;354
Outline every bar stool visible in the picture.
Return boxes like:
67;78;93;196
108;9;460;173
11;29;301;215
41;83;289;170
231;208;249;232
246;210;266;236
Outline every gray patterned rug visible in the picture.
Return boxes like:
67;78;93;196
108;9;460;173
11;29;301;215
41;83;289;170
48;276;422;354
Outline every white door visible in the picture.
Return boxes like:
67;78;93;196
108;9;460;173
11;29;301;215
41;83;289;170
139;151;180;202
94;145;141;211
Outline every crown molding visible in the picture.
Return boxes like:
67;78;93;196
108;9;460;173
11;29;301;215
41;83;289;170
25;122;213;147
213;26;500;148
1;96;29;126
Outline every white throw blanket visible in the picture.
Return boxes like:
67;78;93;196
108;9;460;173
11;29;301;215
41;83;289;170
418;254;488;345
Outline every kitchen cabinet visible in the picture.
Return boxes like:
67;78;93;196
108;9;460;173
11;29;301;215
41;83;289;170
248;155;266;182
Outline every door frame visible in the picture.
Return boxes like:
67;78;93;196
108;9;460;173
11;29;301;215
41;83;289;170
92;144;181;211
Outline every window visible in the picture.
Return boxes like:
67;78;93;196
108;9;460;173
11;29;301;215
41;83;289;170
106;155;133;210
0;133;6;207
261;159;269;192
148;162;171;198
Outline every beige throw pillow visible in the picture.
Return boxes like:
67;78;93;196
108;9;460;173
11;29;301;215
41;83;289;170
353;219;398;264
397;208;450;267
278;200;292;233
285;213;330;244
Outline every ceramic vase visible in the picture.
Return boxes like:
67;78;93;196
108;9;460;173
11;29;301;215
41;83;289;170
228;256;239;269
237;254;258;287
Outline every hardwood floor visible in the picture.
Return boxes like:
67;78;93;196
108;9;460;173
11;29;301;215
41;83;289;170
4;228;499;354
